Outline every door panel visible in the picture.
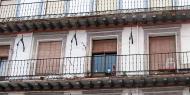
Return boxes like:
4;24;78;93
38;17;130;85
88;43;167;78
17;0;45;17
92;55;105;73
121;0;147;9
46;0;65;15
92;54;116;75
96;0;117;12
149;36;176;73
150;0;173;7
105;54;116;72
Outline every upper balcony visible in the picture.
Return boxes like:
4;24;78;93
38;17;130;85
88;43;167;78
0;0;190;34
0;0;190;22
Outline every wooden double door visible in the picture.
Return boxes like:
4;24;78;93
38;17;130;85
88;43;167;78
149;36;176;73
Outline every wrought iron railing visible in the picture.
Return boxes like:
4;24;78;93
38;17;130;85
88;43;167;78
0;0;190;22
0;51;190;80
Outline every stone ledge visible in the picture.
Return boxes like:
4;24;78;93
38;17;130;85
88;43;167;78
0;74;190;92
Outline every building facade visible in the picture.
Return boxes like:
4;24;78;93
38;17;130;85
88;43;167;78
0;0;190;95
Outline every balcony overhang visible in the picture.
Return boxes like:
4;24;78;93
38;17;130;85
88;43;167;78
0;9;190;34
0;75;189;92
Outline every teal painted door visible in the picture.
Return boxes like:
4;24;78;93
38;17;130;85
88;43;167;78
92;53;116;73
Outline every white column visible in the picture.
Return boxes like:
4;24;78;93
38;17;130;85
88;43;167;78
12;33;33;60
65;30;87;57
64;30;87;78
122;27;144;75
10;33;33;78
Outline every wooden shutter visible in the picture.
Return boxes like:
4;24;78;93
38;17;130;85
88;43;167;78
36;41;62;75
0;45;10;57
149;36;176;72
92;39;117;53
